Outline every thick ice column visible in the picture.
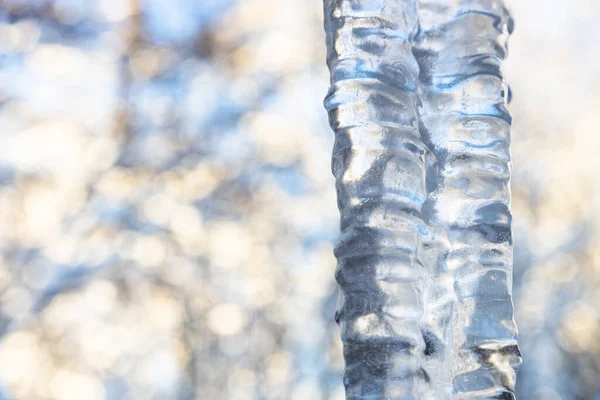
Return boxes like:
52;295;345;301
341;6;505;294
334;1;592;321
414;0;522;398
323;0;437;398
324;0;521;397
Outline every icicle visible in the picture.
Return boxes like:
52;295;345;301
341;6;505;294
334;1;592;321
325;0;434;398
415;1;521;397
323;0;521;398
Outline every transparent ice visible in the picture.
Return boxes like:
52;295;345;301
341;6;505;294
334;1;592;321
324;0;521;398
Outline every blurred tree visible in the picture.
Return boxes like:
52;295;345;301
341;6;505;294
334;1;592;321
0;1;599;399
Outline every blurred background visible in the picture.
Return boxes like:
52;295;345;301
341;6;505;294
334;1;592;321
0;0;598;399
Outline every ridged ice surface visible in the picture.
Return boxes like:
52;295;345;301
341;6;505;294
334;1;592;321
323;0;521;398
